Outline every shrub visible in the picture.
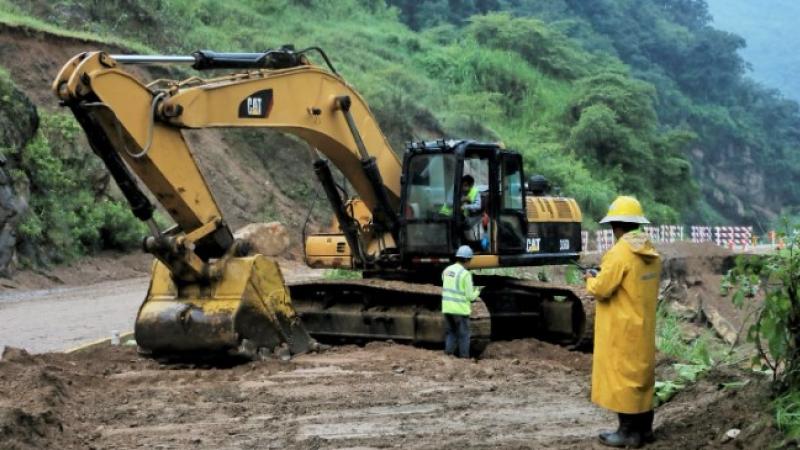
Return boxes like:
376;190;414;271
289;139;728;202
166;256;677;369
16;112;145;263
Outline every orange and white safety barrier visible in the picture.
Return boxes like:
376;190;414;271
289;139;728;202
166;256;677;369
589;224;760;253
714;226;753;250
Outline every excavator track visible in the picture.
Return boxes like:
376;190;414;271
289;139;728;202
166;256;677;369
287;279;491;356
287;276;593;355
474;276;595;351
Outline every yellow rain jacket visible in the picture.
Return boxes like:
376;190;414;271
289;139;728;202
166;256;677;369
586;230;661;414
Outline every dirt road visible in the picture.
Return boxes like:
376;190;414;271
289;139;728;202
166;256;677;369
0;259;323;354
0;277;148;353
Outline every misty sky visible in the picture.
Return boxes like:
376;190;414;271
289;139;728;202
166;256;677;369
705;0;800;102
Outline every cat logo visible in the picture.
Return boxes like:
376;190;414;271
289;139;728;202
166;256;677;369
526;237;541;253
238;89;273;118
246;97;263;116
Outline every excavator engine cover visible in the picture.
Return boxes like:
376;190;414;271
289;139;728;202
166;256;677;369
136;256;312;357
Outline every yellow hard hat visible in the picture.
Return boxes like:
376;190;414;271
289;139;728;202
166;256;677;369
600;196;649;224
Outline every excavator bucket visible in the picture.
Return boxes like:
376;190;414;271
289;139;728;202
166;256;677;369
135;255;313;358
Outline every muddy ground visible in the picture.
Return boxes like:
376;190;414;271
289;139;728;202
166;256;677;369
0;340;777;450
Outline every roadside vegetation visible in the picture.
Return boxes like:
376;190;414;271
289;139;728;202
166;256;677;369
725;222;800;440
0;70;144;267
653;304;730;405
388;0;800;225
12;112;146;265
323;268;362;280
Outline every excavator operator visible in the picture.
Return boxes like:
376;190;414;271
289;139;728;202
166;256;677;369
460;175;481;214
461;175;484;246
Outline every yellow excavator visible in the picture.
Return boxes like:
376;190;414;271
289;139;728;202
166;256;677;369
52;46;591;357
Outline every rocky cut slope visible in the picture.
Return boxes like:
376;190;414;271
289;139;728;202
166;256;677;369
0;67;38;274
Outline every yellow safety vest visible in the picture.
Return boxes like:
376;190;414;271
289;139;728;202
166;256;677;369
441;263;478;316
467;186;479;202
462;186;479;213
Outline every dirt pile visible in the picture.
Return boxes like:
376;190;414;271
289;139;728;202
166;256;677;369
483;338;592;374
585;241;754;345
0;343;605;449
0;347;72;449
657;242;762;345
652;366;778;449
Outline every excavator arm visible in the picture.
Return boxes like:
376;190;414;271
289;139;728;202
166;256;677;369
52;48;404;356
54;49;402;273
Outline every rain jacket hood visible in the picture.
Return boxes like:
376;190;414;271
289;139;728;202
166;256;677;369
621;230;660;262
586;229;662;414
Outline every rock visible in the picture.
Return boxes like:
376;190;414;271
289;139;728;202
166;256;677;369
721;428;740;442
233;222;291;257
274;343;291;361
701;300;739;345
1;346;30;362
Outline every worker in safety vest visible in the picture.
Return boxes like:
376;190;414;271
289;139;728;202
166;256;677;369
439;175;481;217
461;175;483;244
441;245;481;358
584;196;661;448
461;174;481;214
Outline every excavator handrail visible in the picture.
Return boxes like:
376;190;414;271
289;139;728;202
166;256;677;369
110;47;339;73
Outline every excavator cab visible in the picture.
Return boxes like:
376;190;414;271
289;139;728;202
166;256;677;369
400;140;581;268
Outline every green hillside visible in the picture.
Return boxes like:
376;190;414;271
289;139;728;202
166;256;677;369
0;0;796;266
389;0;800;226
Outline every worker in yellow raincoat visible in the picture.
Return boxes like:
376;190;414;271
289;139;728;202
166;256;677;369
584;196;661;448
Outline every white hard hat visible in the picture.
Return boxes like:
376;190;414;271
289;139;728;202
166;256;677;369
456;245;474;259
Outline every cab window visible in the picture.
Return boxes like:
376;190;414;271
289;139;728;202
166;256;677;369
405;154;456;220
501;157;523;210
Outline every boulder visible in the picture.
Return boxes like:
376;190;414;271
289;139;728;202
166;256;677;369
234;222;291;257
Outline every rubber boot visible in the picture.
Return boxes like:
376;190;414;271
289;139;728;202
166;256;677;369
598;413;643;448
639;410;655;443
598;414;621;442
